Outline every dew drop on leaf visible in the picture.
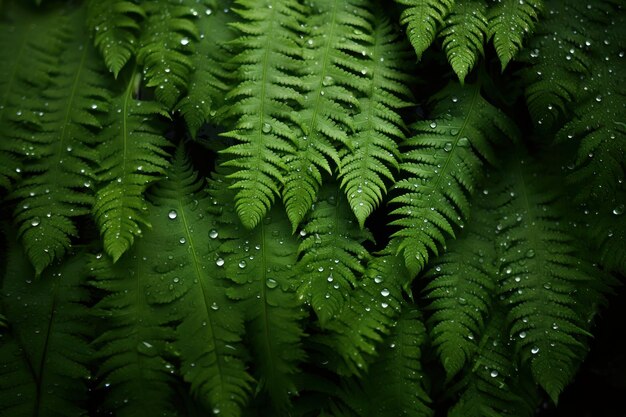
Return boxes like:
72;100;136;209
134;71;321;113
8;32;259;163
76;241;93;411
168;210;178;219
31;217;41;227
238;260;247;269
490;370;499;378
531;347;540;354
266;278;278;288
216;258;224;267
209;229;218;239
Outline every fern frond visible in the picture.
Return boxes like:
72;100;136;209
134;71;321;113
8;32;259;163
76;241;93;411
390;82;516;275
0;240;92;417
0;3;65;190
494;155;608;402
338;15;413;227
296;185;372;324
585;189;626;274
555;5;625;201
93;74;170;262
144;147;252;416
221;0;305;229
90;252;178;417
137;0;199;108
488;0;542;70
424;212;496;378
519;0;598;129
328;306;432;417
282;0;371;228
320;247;407;375
449;308;537;417
176;3;235;137
9;7;109;274
87;0;145;77
395;0;455;59
439;0;488;83
209;165;305;412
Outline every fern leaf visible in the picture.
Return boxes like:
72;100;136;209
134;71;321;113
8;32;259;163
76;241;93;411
0;238;92;417
175;3;236;137
487;0;543;70
137;0;199;108
87;0;145;77
584;189;626;274
282;0;371;228
93;74;170;262
449;308;537;417
390;82;516;275
395;0;455;59
320;247;408;375
9;7;109;274
519;0;596;129
0;3;63;190
90;252;178;417
338;14;413;227
494;155;608;402
296;185;372;324
221;0;305;229
143;147;252;416
555;5;625;201
209;164;305;412
328;306;432;417
439;0;488;83
424;212;496;378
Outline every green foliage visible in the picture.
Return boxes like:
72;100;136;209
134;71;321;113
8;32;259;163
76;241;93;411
0;0;624;416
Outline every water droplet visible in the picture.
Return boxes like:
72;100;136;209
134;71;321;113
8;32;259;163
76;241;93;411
212;408;220;415
374;275;383;284
543;282;552;290
381;302;389;308
490;370;499;377
216;258;224;267
458;137;469;147
429;121;437;129
380;288;390;297
613;204;624;215
327;275;334;282
458;297;467;305
519;331;527;339
173;277;179;283
317;266;324;272
179;237;186;244
531;346;539;354
209;229;218;239
262;122;271;133
211;302;219;310
238;260;247;269
180;38;190;46
526;249;535;258
443;142;453;152
205;8;212;15
168;210;178;219
31;217;41;227
266;278;278;288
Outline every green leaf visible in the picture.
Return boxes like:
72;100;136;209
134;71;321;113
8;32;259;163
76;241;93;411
93;74;171;262
221;0;305;229
0;239;92;417
9;6;109;274
395;0;455;59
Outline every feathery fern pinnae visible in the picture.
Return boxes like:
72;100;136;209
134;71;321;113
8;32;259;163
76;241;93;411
91;252;178;417
282;0;371;228
553;2;625;201
221;0;304;229
494;156;607;402
487;0;543;70
0;3;62;190
395;0;455;59
390;82;516;275
93;74;170;262
448;309;537;417
320;246;408;375
440;0;488;83
87;0;145;78
0;241;92;417
338;15;413;227
296;186;372;324
424;214;496;379
9;6;109;274
329;306;432;417
210;164;305;411
137;0;199;109
176;3;236;137
144;148;252;416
